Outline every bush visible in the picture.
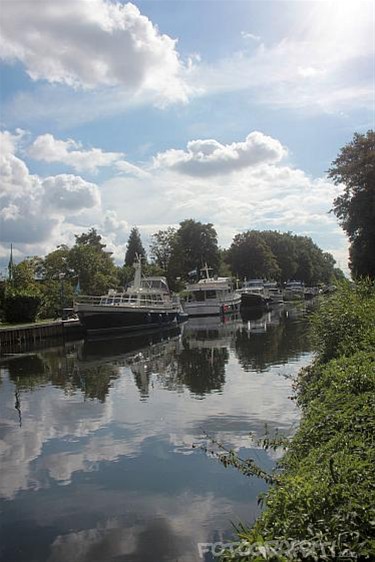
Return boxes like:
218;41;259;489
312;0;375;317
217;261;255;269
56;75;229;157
3;292;41;323
223;283;375;560
312;279;375;362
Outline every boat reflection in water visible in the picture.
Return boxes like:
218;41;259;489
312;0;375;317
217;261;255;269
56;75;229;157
78;326;182;399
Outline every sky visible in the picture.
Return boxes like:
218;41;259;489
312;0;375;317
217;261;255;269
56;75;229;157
0;0;374;275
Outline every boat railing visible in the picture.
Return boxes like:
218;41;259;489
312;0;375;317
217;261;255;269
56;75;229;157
74;293;177;309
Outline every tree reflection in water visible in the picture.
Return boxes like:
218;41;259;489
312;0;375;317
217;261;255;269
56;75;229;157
1;301;316;404
235;304;314;372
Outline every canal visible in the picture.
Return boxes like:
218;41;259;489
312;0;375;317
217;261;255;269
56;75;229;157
0;303;314;562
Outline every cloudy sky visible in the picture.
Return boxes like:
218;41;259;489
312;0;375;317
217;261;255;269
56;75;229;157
0;0;374;273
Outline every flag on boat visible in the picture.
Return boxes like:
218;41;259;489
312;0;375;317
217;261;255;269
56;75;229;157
188;269;198;277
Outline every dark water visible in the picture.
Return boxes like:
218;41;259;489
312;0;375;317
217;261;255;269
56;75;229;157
0;303;315;562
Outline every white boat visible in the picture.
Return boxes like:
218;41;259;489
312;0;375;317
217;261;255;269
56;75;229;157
237;279;268;307
74;258;183;334
183;265;241;317
264;281;284;304
284;280;305;301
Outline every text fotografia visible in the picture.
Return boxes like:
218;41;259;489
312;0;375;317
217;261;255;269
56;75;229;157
197;540;358;559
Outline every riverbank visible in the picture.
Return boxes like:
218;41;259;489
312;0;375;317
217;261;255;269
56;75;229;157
0;318;84;354
227;281;375;560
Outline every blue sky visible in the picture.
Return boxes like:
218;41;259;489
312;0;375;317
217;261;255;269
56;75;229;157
0;0;374;274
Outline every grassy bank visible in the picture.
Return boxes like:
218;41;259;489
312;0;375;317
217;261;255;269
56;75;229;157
226;282;375;561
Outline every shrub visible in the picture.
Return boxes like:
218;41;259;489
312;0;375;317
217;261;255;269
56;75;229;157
222;283;375;560
312;279;375;362
3;292;41;323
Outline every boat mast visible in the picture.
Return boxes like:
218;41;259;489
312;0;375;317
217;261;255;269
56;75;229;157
200;263;212;280
133;255;142;289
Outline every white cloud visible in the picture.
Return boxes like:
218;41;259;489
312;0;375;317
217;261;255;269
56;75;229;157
42;174;101;211
153;132;286;176
0;0;190;105
28;133;147;177
241;31;261;42
103;130;348;268
0;130;101;248
28;134;123;174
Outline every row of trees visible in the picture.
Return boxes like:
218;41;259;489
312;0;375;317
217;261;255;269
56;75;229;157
149;222;342;287
2;220;342;319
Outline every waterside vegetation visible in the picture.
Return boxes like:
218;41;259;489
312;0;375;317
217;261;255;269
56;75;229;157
216;280;375;560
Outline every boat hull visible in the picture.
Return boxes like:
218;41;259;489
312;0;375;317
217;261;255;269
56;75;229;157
183;299;240;317
240;293;267;307
76;305;180;334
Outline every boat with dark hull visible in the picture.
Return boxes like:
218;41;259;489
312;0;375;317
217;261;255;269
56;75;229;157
237;279;269;308
74;259;183;334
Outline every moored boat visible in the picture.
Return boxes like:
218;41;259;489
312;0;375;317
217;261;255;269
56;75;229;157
183;265;241;316
283;280;304;301
237;279;268;307
263;281;284;305
74;258;183;334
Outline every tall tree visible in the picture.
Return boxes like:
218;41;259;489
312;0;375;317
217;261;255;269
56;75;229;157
172;219;220;279
75;228;106;251
328;130;375;278
227;231;280;280
125;227;146;266
68;229;118;294
150;227;177;272
261;231;298;282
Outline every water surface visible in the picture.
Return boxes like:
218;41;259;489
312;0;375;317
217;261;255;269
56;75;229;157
0;303;314;562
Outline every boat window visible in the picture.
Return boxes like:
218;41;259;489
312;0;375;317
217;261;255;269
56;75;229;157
194;291;205;302
130;295;138;303
205;290;216;299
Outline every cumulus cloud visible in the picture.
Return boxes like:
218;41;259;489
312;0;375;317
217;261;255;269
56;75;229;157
102;130;347;267
42;174;101;211
28;133;147;177
28;134;123;174
0;130;101;248
153;132;286;176
0;0;189;105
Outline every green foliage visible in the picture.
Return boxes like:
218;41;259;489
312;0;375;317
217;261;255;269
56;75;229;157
221;282;375;560
39;279;74;319
328;130;375;279
311;279;375;362
226;230;336;284
39;245;70;280
172;219;220;279
227;231;281;280
117;264;135;288
150;227;177;271
12;258;40;290
68;229;118;294
125;226;146;266
75;228;106;250
4;291;42;323
261;231;298;282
